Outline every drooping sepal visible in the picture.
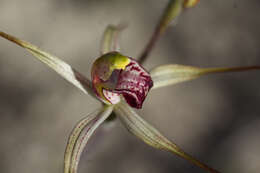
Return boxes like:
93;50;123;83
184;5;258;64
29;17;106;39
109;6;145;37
114;101;220;173
91;52;153;108
64;106;113;173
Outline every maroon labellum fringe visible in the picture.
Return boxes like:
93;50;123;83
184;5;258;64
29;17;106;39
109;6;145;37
114;58;153;108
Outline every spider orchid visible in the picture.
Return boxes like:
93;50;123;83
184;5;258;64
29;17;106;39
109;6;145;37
1;0;260;173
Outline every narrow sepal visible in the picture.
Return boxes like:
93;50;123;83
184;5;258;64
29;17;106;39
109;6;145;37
64;105;113;173
114;101;220;173
0;31;96;99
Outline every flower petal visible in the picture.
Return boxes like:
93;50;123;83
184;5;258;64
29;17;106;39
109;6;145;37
101;24;126;54
64;105;113;173
0;31;96;99
150;64;260;89
114;101;220;173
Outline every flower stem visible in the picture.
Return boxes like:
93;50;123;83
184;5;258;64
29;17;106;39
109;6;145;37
138;0;183;64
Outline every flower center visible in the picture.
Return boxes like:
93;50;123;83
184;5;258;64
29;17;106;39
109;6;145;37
91;52;153;109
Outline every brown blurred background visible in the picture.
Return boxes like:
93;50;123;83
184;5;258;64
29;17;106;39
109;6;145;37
1;0;260;173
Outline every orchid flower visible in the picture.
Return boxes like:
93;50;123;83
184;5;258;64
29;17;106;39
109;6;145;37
1;0;260;173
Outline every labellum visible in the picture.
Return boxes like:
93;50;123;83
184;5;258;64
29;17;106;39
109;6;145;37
91;52;153;108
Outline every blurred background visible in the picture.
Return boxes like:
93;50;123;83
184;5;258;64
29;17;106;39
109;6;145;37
0;0;260;173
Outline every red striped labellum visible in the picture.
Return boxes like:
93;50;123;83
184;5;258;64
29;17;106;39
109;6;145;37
91;52;153;109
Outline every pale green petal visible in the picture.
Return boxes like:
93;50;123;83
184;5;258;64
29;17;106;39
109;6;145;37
151;64;200;89
0;31;96;98
101;24;126;54
114;101;220;173
150;64;260;89
64;105;113;173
